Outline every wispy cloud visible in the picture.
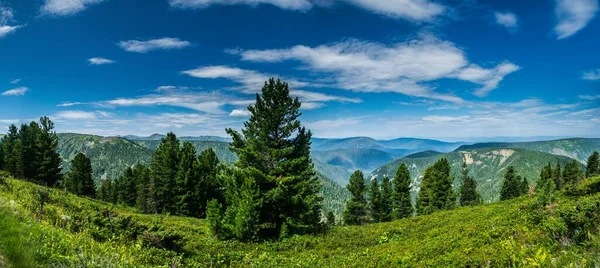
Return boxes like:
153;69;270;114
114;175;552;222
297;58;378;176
170;0;446;22
554;0;598;39
181;65;361;107
229;109;251;117
88;57;115;65
1;87;28;96
41;0;106;16
54;110;105;120
582;68;600;80
118;38;191;53
9;78;21;84
579;94;600;100
232;35;519;100
0;6;23;38
156;85;189;92
494;12;518;30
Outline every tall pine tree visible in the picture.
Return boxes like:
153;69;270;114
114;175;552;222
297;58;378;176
35;117;62;186
392;163;412;219
368;178;383;222
176;142;199;216
459;162;481;206
197;148;221;217
65;153;95;197
223;78;322;238
150;132;181;214
586;151;599;178
1;125;19;175
563;159;582;185
416;158;453;215
343;170;368;225
500;166;521;200
380;175;393;222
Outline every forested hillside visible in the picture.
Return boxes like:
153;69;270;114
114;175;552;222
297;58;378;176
370;148;581;202
455;138;600;163
311;148;395;174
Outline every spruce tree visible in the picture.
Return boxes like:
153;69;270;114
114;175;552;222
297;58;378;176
392;163;412;219
150;132;181;214
459;162;481;206
563;159;582;185
219;167;263;241
225;78;322;237
66;153;95;197
537;163;552;191
35;117;62;186
500;166;520;200
586;151;599;178
19;122;41;180
134;165;152;213
326;211;336;225
368;178;382;222
553;161;563;190
1;125;19;175
416;158;452;215
343;170;368;225
520;177;529;196
197;148;221;217
380;175;393;222
97;179;113;202
176;142;198;216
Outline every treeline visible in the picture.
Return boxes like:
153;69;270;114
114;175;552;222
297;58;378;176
343;151;600;225
0;117;62;186
96;133;222;218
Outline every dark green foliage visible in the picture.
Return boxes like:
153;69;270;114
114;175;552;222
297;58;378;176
416;158;453;215
150;132;181;214
35;117;62;186
65;153;95;197
563;159;583;186
19;122;40;180
368;177;383;222
326;211;336;225
392;163;412;219
175;142;198;216
197;148;221;217
343;170;368;225
222;78;322;238
459;162;481;206
500;166;527;200
206;199;223;238
380;175;393;222
585;151;599;178
97;179;113;202
552;161;563;190
1;125;19;175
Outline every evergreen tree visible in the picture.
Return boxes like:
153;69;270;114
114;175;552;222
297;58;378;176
175;142;198;216
537;163;553;191
392;163;412;219
563;159;582;185
553;161;563;190
1;125;19;175
368;178;383;222
343;170;368;225
520;177;529;196
97;179;113;202
197;148;221;217
459;162;481;206
19;122;40;180
135;165;152;213
326;211;336;226
585;151;599;178
380;175;393;222
500;166;521;200
224;78;322;237
35;117;62;186
150;132;181;214
66;153;95;197
416;158;453;215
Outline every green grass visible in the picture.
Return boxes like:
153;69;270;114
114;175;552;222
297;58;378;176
0;176;599;267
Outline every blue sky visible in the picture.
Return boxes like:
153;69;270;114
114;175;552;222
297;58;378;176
0;0;598;140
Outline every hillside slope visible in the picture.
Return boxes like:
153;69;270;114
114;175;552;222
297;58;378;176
1;176;598;267
370;148;579;202
312;137;465;156
455;138;600;163
312;148;395;174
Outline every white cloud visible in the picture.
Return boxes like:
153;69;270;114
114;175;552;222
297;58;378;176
170;0;446;21
156;85;189;91
233;36;519;100
582;68;600;80
41;0;106;16
554;0;599;39
579;94;600;100
9;78;21;84
169;0;313;11
0;6;23;38
118;38;191;53
422;115;470;122
0;25;19;38
53;110;111;120
229;109;252;117
494;12;518;29
1;87;28;96
181;65;360;107
88;57;115;65
57;101;84;107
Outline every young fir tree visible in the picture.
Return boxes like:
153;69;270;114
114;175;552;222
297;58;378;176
368;178;383;223
19;122;40;180
520;177;529;196
223;78;322;238
326;211;336;226
585;151;599;178
563;159;583;186
459;162;481;206
220;167;263;241
380;175;393;222
416;158;453;215
35;117;62;186
1;125;19;175
66;153;95;197
500;166;521;200
150;132;181;214
392;163;412;219
97;179;113;202
553;161;563;190
175;142;198;216
537;163;553;191
343;170;368;225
